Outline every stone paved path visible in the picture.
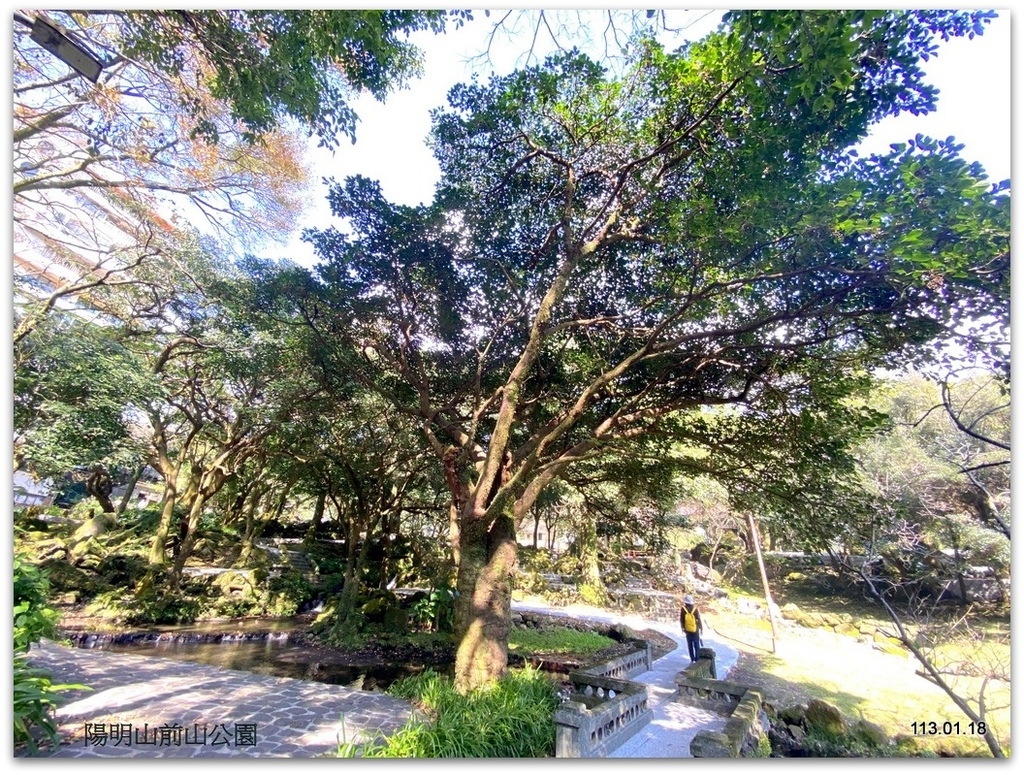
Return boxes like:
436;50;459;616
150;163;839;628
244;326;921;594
606;629;732;757
25;639;417;758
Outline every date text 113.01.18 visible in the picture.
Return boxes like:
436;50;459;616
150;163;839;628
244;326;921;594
912;721;986;736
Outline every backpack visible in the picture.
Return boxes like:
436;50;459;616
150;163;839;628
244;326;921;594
682;605;697;633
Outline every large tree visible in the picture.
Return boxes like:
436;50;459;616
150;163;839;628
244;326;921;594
295;10;1007;691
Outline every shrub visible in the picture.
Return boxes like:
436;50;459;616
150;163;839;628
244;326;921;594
406;584;456;633
95;553;148;588
265;570;316;616
85;585;202;626
13;554;87;753
800;717;901;757
340;667;559;758
578;581;607;606
14;554;59;653
13;654;86;754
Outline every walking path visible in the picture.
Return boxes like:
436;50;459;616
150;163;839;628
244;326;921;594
24;601;738;759
26;638;417;758
514;601;739;757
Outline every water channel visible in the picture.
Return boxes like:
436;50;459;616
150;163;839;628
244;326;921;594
60;616;454;692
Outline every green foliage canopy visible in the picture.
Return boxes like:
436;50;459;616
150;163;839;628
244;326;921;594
303;9;1008;515
113;9;465;146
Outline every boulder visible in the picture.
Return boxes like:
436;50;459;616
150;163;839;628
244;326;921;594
213;569;257;599
778;705;806;726
69;536;104;568
822;612;843;628
691;731;736;758
788;724;807;746
767;727;800;757
873;639;907;657
805;699;846;737
835;623;860;638
70;512;115;543
852;718;889;748
798;611;825;628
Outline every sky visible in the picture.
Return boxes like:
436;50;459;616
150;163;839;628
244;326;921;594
275;7;1013;268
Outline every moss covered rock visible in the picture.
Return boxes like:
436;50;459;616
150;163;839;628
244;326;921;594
852;718;890;748
805;699;846;737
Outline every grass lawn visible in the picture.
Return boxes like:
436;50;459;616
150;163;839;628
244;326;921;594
709;594;1010;757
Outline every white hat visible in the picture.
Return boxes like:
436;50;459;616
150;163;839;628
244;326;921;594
684;594;694;605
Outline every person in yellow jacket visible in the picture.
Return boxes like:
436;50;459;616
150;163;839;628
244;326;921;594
680;593;703;662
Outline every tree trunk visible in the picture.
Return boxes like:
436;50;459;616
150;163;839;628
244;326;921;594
304;490;327;543
452;508;518;693
149;483;178;566
746;512;780;652
170;492;210;585
236;488;269;567
708;531;725;573
949;541;971;604
86;466;115;513
115;464;145;517
448;501;462;569
577;515;604;603
331;509;364;639
167;461;229;584
380;509;394;588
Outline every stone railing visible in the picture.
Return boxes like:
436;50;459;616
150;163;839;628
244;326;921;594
516;607;655;757
582;641;652;680
554;671;652;758
674;649;768;757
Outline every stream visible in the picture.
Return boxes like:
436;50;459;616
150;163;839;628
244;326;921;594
59;616;454;692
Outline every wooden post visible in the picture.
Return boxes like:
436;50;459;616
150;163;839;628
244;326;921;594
746;512;780;652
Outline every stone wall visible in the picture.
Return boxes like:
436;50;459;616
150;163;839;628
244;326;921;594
694;687;768;757
605;588;680;623
674;649;769;757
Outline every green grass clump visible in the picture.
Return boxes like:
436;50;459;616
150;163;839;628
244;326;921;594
801;728;903;758
508;625;615;656
344;666;559;757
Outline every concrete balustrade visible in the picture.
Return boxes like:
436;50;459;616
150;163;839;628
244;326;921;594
582;641;652;680
553;638;654;758
554;672;652;758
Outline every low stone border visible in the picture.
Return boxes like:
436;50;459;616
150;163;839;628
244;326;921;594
685;684;768;757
